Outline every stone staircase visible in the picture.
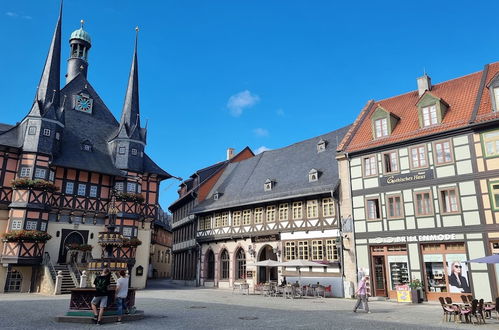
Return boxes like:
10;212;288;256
53;264;78;294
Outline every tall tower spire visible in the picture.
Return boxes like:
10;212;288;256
118;27;142;140
30;1;62;116
66;18;92;83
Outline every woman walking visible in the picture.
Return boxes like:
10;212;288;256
353;275;371;313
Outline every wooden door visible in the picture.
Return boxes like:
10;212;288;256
372;256;388;297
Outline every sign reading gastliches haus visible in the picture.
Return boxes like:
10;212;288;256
379;169;434;186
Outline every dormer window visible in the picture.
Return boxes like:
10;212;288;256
493;87;499;112
308;169;319;182
371;106;399;139
317;139;327;153
416;92;448;128
487;73;499;112
264;179;274;191
213;191;222;200
81;140;92;152
422;105;438;127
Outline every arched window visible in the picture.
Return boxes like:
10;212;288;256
206;250;215;280
235;248;246;279
220;249;230;280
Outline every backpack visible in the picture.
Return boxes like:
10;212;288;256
94;275;109;293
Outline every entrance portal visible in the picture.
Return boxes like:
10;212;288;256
58;230;85;264
258;245;278;283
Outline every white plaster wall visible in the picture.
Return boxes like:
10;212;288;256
131;228;151;289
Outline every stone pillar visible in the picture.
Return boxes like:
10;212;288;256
54;270;63;295
79;270;87;288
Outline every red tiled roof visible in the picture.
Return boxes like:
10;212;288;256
339;62;499;153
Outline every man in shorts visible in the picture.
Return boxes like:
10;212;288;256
91;268;111;325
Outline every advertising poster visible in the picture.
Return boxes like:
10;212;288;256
447;254;471;293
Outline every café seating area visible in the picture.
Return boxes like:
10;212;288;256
439;295;499;325
250;282;333;299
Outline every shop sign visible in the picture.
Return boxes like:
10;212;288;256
396;284;412;303
251;234;280;243
379;169;434;186
372;233;457;244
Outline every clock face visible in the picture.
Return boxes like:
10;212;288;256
75;95;93;113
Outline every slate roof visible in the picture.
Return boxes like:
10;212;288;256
193;125;351;213
338;62;499;153
0;125;22;148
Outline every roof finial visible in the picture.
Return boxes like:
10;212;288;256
80;19;84;28
135;26;139;33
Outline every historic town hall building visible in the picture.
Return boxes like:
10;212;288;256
0;6;170;293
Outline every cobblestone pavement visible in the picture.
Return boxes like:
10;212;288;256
1;280;498;330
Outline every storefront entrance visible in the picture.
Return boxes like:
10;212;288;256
370;245;409;299
258;245;278;283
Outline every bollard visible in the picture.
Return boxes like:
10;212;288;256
54;270;63;295
80;270;87;288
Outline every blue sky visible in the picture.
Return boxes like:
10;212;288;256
2;1;499;209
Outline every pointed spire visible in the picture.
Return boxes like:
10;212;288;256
118;27;142;140
32;1;62;114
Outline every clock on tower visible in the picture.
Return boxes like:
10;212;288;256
75;94;93;114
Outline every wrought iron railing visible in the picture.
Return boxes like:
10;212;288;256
42;252;57;282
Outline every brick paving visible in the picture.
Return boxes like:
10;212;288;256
0;280;497;329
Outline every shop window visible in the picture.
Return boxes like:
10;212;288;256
325;239;338;261
285;241;296;260
410;145;428;169
363;155;377;177
311;240;323;260
482;130;499;158
366;197;381;220
254;208;263;224
389;259;409;290
214;213;222;228
386;194;403;219
440;188;460;214
387;245;407;252
5;270;22;292
266;206;276;222
414;191;433;216
383;151;399;174
220;250;230;280
235;248;246;280
221;212;229;227
434;140;453;165
242;209;251;225
232;211;242;226
279;204;288;220
292;202;303;219
306;200;318;218
322;198;335;217
297;241;309;260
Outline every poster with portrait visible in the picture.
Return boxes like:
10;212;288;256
447;254;471;293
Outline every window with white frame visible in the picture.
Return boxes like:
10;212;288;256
374;118;389;138
77;183;86;196
49;170;55;182
28;126;36;135
489;182;499;211
494;87;499;111
410;145;427;168
440;188;459;214
366;197;381;220
434;140;453;164
34;168;46;179
383;151;399;173
254;208;263;224
89;185;98;198
266;205;276;222
122;227;133;237
25;221;37;230
309;169;319;182
20;167;31;178
322;198;335;217
11;219;22;230
115;182;124;192
363;155;377;176
40;222;47;231
127;182;137;193
279;204;288;220
422;105;438;127
221;212;229;227
306;200;318;218
65;182;74;194
482;130;499;158
311;240;323;260
242;209;251;225
298;241;309;260
292;202;303;219
119;147;126;154
285;241;296;260
232;211;242;226
214;213;222;228
43;129;51;136
326;239;338;261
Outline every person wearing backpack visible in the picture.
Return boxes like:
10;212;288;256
115;270;129;323
91;268;111;325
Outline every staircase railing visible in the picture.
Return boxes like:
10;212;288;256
67;263;80;288
42;252;57;282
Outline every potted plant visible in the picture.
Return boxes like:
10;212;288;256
409;279;423;303
122;237;142;247
114;191;145;204
11;179;58;192
3;230;52;242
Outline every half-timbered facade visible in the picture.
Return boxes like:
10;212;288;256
0;6;170;293
194;127;350;295
338;65;499;302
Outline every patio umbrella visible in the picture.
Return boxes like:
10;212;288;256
247;259;280;282
279;259;324;285
465;254;499;263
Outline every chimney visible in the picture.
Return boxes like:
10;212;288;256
226;148;235;160
417;74;431;97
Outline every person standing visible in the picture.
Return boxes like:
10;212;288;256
91;268;112;325
115;270;129;323
353;275;371;313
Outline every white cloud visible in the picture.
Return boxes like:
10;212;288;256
5;12;18;17
253;128;269;137
276;108;285;116
255;146;271;154
227;90;260;117
5;12;32;19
